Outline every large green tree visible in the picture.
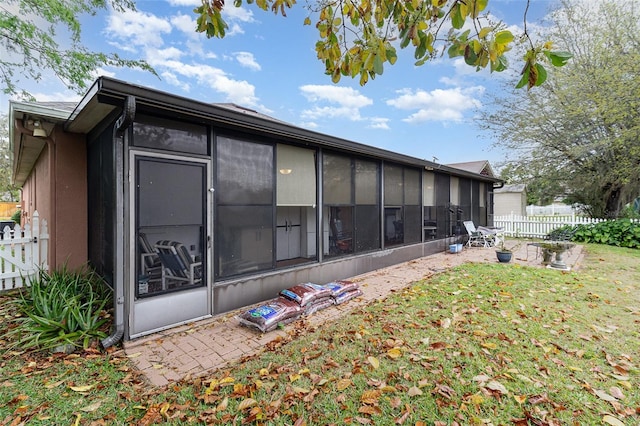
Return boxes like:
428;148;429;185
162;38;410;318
484;0;640;218
0;0;153;99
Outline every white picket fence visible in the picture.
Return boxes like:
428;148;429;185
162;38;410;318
0;211;49;291
493;213;609;238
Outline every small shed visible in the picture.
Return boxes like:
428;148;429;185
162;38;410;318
494;184;527;216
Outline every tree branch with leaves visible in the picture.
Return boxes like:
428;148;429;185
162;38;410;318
195;0;571;88
0;0;155;99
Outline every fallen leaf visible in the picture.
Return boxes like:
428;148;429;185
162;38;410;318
80;401;102;412
70;385;94;392
481;342;497;350
485;380;508;394
594;389;617;403
215;397;228;412
387;348;402;359
368;356;379;369
361;390;382;404
336;378;352;391
609;387;625;400
45;380;65;389
513;395;527;404
237;398;257;411
602;415;625;426
407;386;423;397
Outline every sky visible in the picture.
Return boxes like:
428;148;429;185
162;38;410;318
2;0;562;167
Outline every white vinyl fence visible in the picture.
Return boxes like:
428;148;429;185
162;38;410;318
0;211;49;291
493;213;608;238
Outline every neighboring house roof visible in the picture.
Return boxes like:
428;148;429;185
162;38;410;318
446;160;496;178
494;184;527;193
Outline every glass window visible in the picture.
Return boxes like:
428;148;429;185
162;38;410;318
323;154;380;257
404;168;420;205
450;177;460;206
217;137;273;205
355;159;380;252
276;144;318;266
384;163;421;246
355;160;378;205
323;154;352;205
277;144;316;206
218;206;273;276
216;137;274;278
133;114;207;155
423;172;435;206
384;164;403;206
355;205;379;251
324;206;353;256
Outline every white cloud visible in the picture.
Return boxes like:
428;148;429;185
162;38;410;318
167;0;200;6
91;67;116;79
31;91;82;103
298;121;318;129
301;106;362;121
147;47;185;64
161;71;191;92
234;52;261;71
368;117;390;130
387;86;485;124
299;85;373;109
105;10;172;49
159;61;260;106
170;13;198;38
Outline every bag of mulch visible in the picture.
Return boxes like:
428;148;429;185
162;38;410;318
333;288;363;305
238;297;301;333
304;297;335;315
279;283;331;307
324;280;359;297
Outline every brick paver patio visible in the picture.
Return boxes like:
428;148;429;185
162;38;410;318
123;242;585;387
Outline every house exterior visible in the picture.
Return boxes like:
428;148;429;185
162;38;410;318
494;184;528;216
9;77;501;344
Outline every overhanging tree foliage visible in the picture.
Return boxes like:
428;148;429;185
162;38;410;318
0;0;154;99
483;0;640;218
0;113;19;201
195;0;570;87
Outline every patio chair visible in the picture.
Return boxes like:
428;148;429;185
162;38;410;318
463;221;494;247
138;233;162;285
155;240;203;289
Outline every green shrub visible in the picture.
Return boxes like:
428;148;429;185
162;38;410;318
548;219;640;249
10;209;20;225
4;266;111;352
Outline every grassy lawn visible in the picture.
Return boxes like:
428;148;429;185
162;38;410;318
1;244;639;425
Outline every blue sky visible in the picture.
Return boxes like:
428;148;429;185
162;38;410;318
3;0;560;166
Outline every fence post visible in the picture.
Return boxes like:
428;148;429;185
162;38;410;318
32;211;40;270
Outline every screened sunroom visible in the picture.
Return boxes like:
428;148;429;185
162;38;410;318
61;77;500;341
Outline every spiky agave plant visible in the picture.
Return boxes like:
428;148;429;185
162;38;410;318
5;265;111;352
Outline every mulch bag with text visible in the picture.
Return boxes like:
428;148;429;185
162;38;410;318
238;297;302;333
324;280;363;305
280;282;334;315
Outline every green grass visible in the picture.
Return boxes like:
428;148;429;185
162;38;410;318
1;244;639;425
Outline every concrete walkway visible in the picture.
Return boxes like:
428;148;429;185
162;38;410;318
123;242;585;387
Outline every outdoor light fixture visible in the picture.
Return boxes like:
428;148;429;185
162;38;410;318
32;120;47;138
279;168;293;175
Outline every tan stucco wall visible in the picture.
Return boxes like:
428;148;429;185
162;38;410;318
52;128;87;269
20;127;88;270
